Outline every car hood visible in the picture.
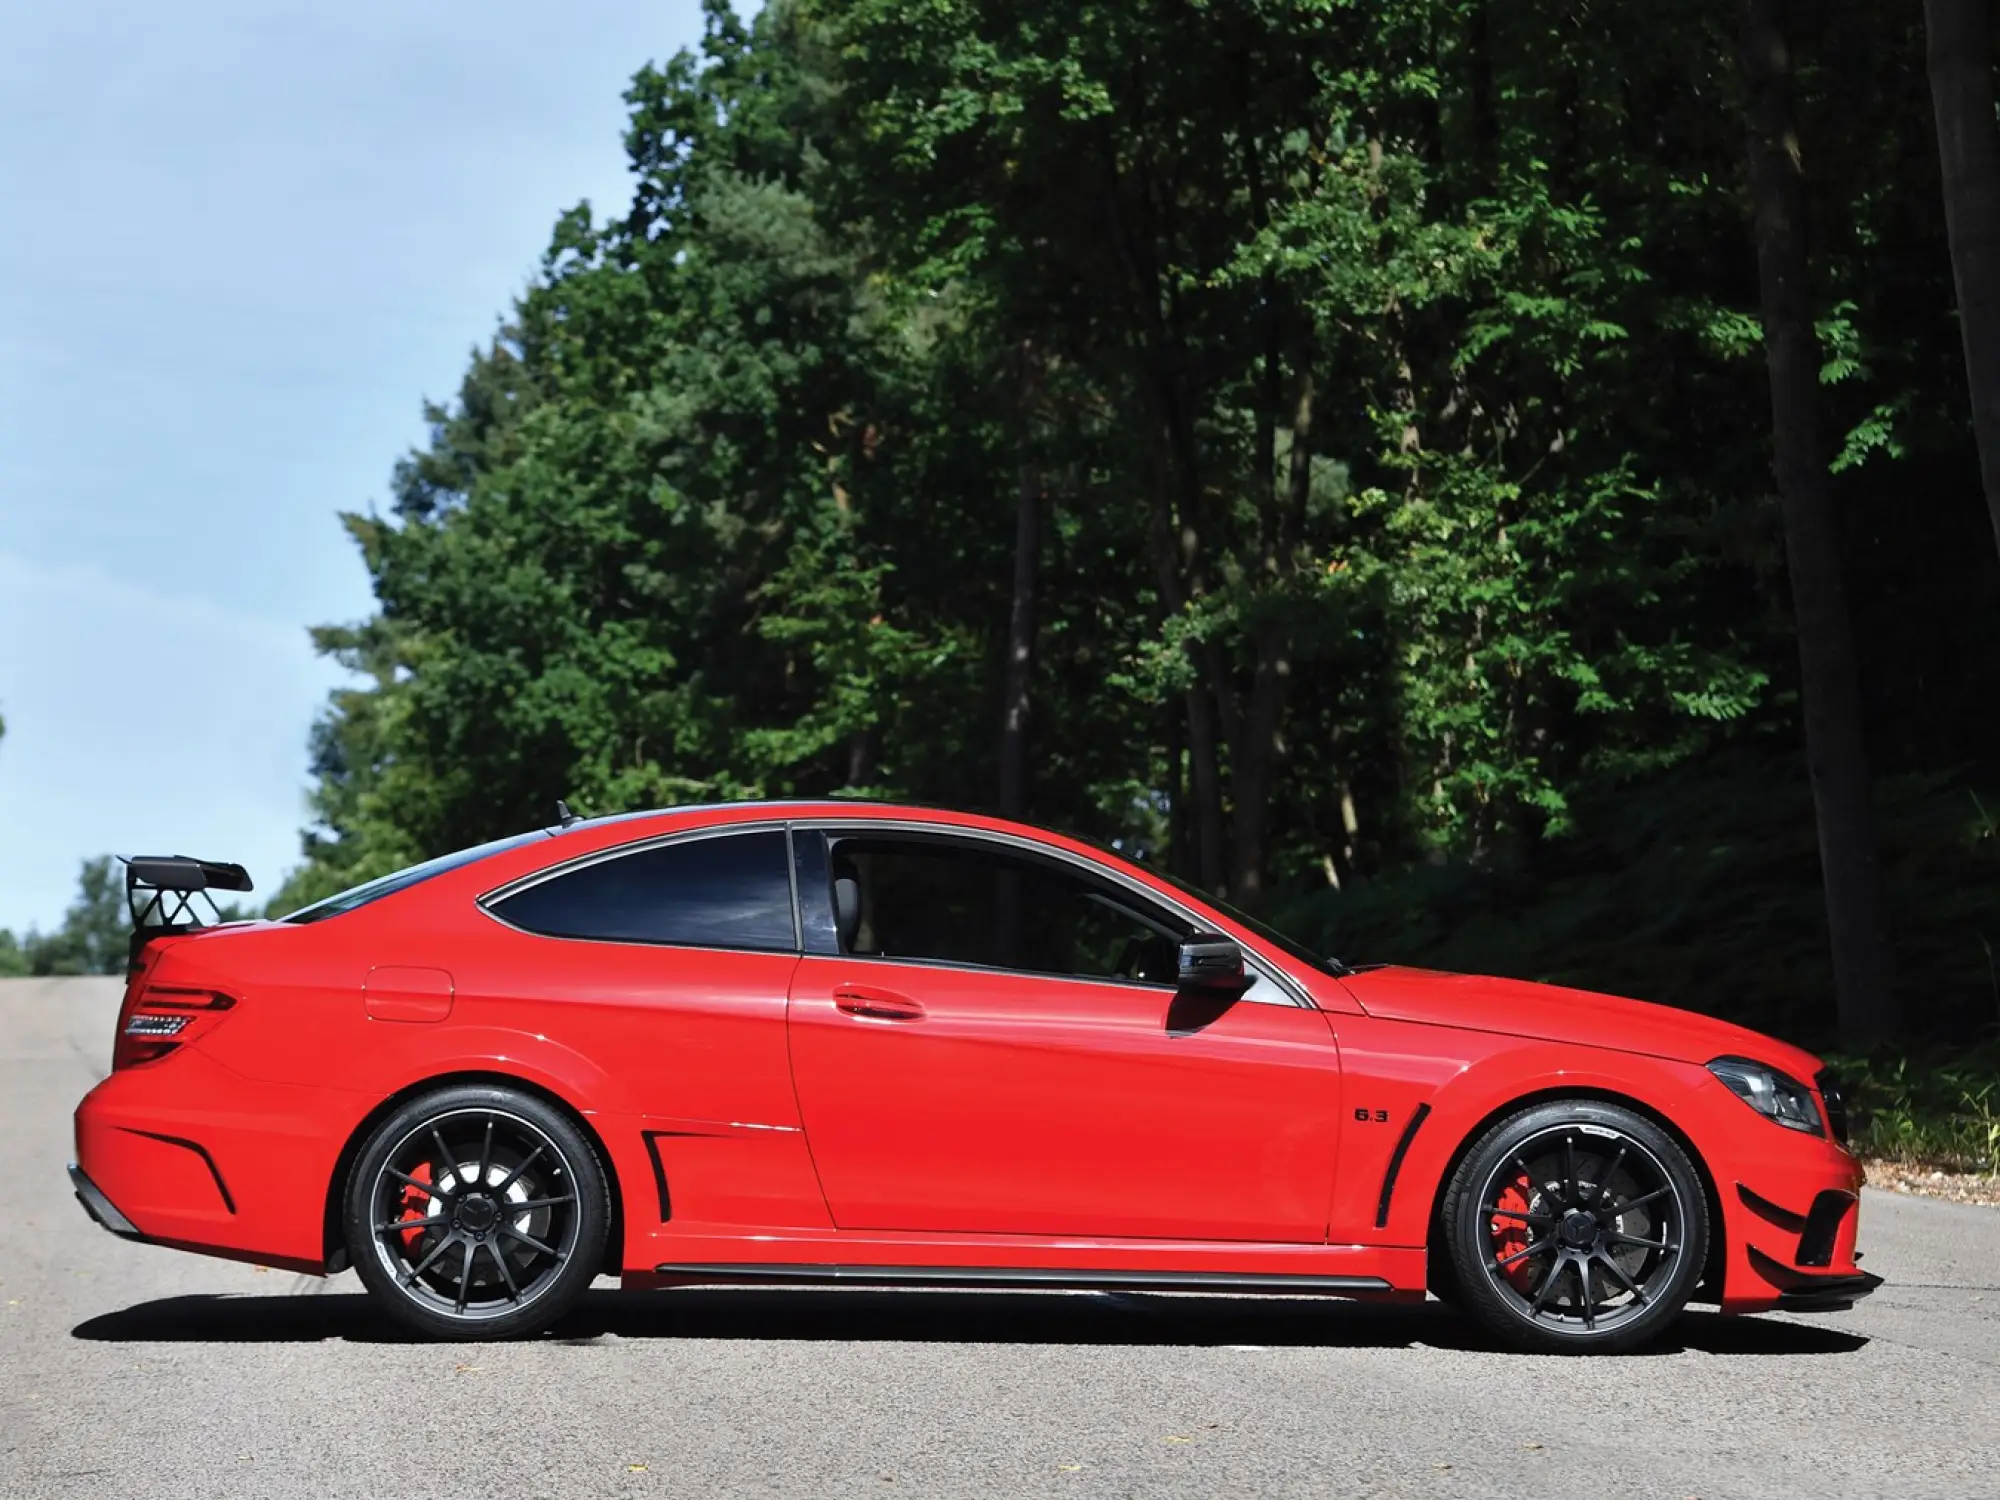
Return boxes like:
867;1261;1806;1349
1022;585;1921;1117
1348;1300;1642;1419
1335;965;1824;1079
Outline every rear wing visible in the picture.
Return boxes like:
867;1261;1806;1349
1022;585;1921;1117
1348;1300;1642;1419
122;856;255;963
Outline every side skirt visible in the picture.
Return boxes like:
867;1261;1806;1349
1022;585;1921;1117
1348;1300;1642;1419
648;1263;1395;1295
625;1226;1427;1293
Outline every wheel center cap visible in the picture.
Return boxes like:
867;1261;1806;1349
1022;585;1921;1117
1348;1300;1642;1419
1560;1209;1598;1249
457;1196;499;1234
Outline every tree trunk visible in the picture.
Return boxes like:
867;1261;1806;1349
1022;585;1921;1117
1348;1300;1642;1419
1228;647;1284;909
1229;364;1313;909
997;347;1043;823
844;729;873;790
996;460;1040;821
1104;144;1233;893
1144;462;1226;893
1740;0;1899;1043
1923;0;2000;562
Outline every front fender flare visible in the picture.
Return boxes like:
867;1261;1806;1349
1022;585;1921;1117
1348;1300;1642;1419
1374;1039;1716;1248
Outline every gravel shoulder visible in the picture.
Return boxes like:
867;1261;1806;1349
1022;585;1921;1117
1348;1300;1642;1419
1863;1157;2000;1205
5;976;1999;1500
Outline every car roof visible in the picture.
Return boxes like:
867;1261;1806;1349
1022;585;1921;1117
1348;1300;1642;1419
570;797;972;829
537;798;1154;877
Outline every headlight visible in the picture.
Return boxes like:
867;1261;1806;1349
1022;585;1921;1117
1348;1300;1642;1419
1707;1056;1825;1136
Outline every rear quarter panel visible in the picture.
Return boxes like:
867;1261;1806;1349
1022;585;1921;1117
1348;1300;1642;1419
151;819;824;1270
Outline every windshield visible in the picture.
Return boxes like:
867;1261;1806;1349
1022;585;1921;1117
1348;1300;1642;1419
1154;869;1349;976
282;829;552;924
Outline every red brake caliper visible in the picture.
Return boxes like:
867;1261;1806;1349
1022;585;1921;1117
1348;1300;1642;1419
398;1160;435;1250
1491;1172;1538;1292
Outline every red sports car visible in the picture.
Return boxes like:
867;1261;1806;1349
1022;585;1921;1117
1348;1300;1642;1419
71;801;1877;1351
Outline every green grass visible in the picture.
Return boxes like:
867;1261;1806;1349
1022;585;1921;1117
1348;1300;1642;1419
1828;1041;2000;1173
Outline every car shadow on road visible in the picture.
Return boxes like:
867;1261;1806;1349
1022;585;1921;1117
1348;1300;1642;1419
72;1287;1867;1356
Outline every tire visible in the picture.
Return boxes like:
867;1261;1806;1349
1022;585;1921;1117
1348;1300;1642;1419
344;1083;610;1341
1441;1099;1708;1354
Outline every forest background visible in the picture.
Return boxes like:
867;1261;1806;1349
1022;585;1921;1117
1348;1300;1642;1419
6;0;1998;1167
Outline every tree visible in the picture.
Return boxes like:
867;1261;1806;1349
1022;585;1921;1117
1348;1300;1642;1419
997;342;1042;822
1739;0;1898;1041
3;857;133;977
1922;0;2000;564
0;711;23;976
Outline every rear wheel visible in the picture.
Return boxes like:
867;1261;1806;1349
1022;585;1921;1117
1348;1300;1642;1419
1442;1099;1707;1353
344;1084;609;1340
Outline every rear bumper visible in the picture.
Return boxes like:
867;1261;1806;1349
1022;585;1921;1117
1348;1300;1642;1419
68;1162;142;1239
73;1046;375;1275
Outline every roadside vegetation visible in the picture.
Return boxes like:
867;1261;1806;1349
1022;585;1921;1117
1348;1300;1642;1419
1837;1041;2000;1174
0;858;132;979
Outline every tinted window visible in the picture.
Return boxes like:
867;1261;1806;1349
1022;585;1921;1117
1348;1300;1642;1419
1153;869;1349;975
493;831;796;951
284;829;553;925
828;836;1188;983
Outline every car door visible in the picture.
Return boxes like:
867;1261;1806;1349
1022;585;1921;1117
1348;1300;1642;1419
785;827;1345;1243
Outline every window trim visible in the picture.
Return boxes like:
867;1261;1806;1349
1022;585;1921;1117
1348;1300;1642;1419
477;820;802;956
474;814;1315;1008
798;820;1313;1009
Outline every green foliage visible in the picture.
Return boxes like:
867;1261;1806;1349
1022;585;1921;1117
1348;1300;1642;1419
1275;750;2000;1046
279;0;1999;1078
1;857;132;977
1832;1042;2000;1173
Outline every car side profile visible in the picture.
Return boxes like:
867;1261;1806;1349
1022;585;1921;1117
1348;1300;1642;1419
71;801;1878;1351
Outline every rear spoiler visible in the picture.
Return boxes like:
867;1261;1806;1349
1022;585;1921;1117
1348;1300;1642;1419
121;856;255;965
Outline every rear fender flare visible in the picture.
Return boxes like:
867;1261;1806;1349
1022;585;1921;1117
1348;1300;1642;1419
372;1027;639;1115
319;1031;636;1273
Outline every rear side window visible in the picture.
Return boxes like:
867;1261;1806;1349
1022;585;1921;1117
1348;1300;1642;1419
284;829;553;924
491;830;796;951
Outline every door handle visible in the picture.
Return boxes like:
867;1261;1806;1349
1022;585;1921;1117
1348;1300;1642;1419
832;985;926;1021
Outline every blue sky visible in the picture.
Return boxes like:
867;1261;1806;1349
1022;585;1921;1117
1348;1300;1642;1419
0;0;706;932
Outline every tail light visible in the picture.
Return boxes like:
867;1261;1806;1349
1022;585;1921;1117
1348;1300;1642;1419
112;986;238;1070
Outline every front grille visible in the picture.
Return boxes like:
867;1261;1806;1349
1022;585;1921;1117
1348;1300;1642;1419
1817;1069;1850;1145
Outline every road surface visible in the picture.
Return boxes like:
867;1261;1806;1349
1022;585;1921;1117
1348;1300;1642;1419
3;976;1995;1499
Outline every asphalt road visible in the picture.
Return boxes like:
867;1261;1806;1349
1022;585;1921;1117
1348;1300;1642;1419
3;977;1997;1500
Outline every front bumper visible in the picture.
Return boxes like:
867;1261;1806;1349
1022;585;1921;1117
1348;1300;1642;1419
1713;1132;1879;1311
1681;1068;1882;1313
1747;1244;1885;1312
69;1162;142;1239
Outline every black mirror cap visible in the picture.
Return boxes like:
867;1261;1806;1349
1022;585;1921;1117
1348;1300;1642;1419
1177;934;1247;993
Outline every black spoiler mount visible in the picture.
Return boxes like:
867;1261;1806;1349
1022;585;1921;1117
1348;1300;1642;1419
122;856;255;960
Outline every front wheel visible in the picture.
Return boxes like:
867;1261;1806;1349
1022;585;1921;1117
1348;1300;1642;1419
1442;1099;1708;1354
344;1084;609;1340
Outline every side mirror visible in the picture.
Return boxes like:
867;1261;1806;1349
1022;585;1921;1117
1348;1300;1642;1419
1177;934;1247;994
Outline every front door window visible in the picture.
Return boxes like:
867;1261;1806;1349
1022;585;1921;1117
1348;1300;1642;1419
829;835;1185;984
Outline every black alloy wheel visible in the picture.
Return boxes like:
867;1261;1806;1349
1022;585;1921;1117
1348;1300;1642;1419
1443;1099;1708;1353
345;1084;609;1340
